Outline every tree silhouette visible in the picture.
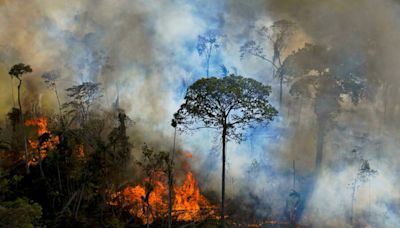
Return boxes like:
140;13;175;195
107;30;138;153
174;75;277;227
63;82;102;125
241;20;296;106
282;43;366;171
9;63;32;174
42;70;62;117
197;30;224;77
168;119;177;228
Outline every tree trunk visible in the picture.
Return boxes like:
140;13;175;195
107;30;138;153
75;184;85;218
315;121;325;171
168;127;176;228
279;75;283;107
57;161;62;191
350;178;357;226
38;148;45;178
57;191;78;217
206;45;213;77
17;79;30;174
168;168;173;227
54;84;62;117
221;125;227;228
146;201;150;228
10;76;15;107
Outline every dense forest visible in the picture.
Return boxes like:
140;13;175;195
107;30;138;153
1;1;400;227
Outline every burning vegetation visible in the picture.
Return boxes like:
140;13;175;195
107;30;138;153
2;1;400;227
109;169;216;224
108;147;217;226
25;117;60;166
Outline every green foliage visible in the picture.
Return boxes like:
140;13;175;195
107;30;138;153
0;198;43;228
174;74;277;141
137;144;169;178
174;74;277;227
104;217;124;228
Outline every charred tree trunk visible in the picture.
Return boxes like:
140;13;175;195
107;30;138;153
167;168;173;227
221;123;227;228
17;78;29;174
75;184;85;218
54;83;63;119
168;125;177;228
145;194;151;228
37;147;45;178
10;76;15;107
57;161;62;191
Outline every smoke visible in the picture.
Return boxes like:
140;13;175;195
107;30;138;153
255;0;400;226
0;0;400;225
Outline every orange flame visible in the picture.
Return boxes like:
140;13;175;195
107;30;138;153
181;150;193;159
25;117;48;135
25;117;59;166
109;172;168;224
109;159;216;224
77;144;85;158
173;171;214;221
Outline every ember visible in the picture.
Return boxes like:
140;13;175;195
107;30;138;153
77;144;85;158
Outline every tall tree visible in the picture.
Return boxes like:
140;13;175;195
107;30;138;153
168;119;177;228
42;70;62;117
107;111;132;177
63;82;102;125
241;20;296;106
281;43;365;171
174;75;277;227
9;63;32;174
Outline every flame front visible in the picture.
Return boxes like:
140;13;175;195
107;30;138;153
173;171;214;221
109;170;216;224
25;117;59;166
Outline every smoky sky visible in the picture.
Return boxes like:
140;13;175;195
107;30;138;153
1;0;400;226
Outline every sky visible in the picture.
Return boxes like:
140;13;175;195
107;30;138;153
1;0;400;226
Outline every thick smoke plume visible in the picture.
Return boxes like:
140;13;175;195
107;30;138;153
0;0;399;226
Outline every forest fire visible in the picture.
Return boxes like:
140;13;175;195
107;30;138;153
109;175;167;224
3;1;400;227
109;158;216;224
173;171;215;221
25;117;59;166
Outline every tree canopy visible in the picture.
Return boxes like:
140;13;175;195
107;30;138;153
63;82;102;124
9;63;32;79
174;75;278;140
